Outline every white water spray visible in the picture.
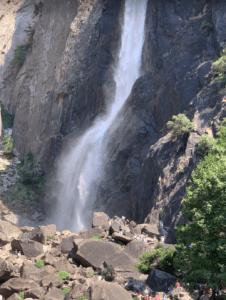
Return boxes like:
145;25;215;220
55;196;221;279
52;0;148;233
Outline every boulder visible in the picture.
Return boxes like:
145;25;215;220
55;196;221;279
11;239;44;258
123;240;155;263
26;227;46;244
44;287;65;300
41;272;63;289
91;280;133;300
125;278;153;295
19;226;35;233
110;221;120;233
39;265;57;278
64;282;89;299
39;252;57;265
146;269;177;294
7;294;22;300
171;287;193;300
111;232;132;243
20;261;42;283
58;235;78;253
0;219;22;240
0;278;39;298
92;212;110;230
40;224;56;238
0;257;14;280
77;227;105;239
134;224;160;237
24;287;45;299
52;256;76;274
0;231;10;246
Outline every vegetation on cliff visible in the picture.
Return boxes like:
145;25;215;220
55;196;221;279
167;114;194;139
0;101;13;129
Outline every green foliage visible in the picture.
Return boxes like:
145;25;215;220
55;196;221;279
135;245;176;275
46;236;54;241
95;265;116;281
12;25;35;67
35;259;44;268
12;45;27;66
115;242;122;248
34;1;43;16
0;101;14;128
78;296;89;300
18;291;25;299
59;270;69;282
167;114;194;139
60;288;69;295
173;123;226;296
197;134;216;156
92;236;102;242
2;163;8;171
2;135;13;155
88;270;94;276
200;20;213;34
212;47;226;83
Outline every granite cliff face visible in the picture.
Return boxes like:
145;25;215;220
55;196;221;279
1;0;226;243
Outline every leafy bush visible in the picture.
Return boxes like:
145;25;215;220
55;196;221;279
46;236;54;241
18;291;24;299
197;134;216;156
92;236;102;242
78;296;89;300
0;101;14;128
212;47;226;83
167;114;194;139
95;265;115;281
135;245;176;275
200;20;213;34
88;270;94;276
2;135;13;156
34;1;43;16
12;25;35;67
60;288;69;295
59;270;69;282
12;45;27;66
35;260;44;268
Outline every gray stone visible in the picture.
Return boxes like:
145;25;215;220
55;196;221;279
146;269;177;294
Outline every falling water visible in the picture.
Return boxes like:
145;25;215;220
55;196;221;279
52;0;148;233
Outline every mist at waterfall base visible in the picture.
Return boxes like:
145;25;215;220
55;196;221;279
47;0;148;234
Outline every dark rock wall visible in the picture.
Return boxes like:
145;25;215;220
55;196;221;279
93;0;226;243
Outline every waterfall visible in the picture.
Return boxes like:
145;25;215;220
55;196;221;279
51;0;148;233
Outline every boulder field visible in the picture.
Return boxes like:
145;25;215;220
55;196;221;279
0;211;208;300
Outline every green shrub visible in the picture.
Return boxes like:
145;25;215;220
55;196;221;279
60;288;69;295
95;265;115;281
2;135;13;155
35;260;44;268
34;2;43;16
88;270;94;276
59;270;69;282
78;296;89;300
18;291;24;299
212;47;226;83
135;245;176;275
0;101;14;128
12;45;27;66
167;114;194;139
200;20;213;34
46;236;54;241
197;134;216;156
92;236;102;242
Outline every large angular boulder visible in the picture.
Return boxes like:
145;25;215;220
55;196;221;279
123;240;156;263
20;226;35;233
20;261;42;283
92;212;110;230
24;287;45;299
76;226;105;239
0;231;10;246
125;278;153;295
52;256;76;274
44;287;65;300
58;235;78;253
111;232;132;243
65;282;89;299
134;224;160;238
40;224;56;238
0;220;22;241
0;257;14;280
110;221;120;233
26;227;46;244
7;294;23;300
39;265;57;278
91;281;133;300
146;268;177;293
0;278;39;298
11;239;44;258
41;272;63;289
39;252;57;265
